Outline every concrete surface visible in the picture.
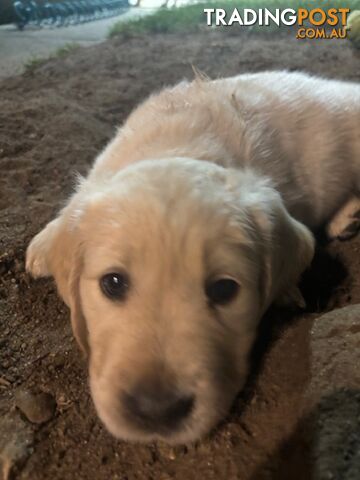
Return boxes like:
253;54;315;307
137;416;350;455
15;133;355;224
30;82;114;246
0;7;155;79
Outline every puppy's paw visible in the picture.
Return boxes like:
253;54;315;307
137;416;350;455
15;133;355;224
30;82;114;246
327;197;360;241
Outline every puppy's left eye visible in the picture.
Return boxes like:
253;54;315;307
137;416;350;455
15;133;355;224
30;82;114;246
205;277;240;306
100;272;130;301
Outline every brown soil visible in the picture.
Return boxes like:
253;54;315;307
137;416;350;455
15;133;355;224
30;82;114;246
0;27;359;480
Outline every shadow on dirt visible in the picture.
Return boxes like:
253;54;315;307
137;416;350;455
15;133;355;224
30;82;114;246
250;388;360;480
238;243;348;407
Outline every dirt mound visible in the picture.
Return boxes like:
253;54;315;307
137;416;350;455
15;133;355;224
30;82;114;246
0;28;359;479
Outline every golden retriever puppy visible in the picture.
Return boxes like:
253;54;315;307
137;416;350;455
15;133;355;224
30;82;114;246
26;71;360;444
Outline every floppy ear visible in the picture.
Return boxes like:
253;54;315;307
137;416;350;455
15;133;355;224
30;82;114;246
246;185;315;312
26;209;89;355
225;170;315;312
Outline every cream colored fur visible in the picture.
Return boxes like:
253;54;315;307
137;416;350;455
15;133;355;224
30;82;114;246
26;71;360;443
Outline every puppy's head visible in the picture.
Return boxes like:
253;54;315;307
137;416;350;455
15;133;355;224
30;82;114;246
26;158;314;444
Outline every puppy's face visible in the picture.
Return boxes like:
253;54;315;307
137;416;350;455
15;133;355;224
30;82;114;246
26;159;314;444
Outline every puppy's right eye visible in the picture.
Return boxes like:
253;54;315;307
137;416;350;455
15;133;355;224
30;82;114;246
100;273;130;301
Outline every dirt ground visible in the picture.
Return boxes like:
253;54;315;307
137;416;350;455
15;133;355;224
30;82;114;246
0;27;359;480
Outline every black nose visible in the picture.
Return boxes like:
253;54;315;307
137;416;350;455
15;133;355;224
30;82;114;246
122;385;194;431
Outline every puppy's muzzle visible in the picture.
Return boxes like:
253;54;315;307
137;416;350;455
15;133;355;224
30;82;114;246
122;380;195;433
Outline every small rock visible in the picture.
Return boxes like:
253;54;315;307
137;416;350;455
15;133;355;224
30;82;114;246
0;413;34;480
0;377;11;387
157;443;177;460
168;448;176;460
15;390;56;424
53;355;65;369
